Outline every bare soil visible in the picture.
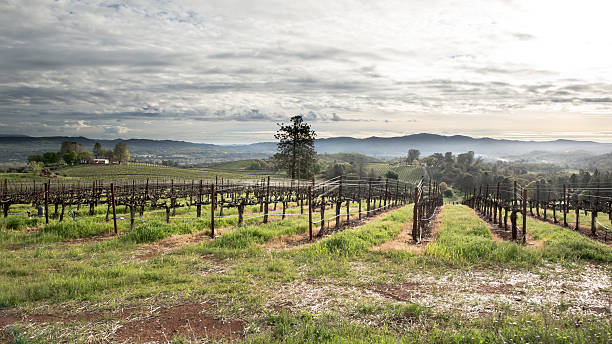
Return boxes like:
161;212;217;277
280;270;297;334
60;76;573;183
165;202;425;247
114;303;244;343
267;263;611;319
136;230;211;260
1;303;244;344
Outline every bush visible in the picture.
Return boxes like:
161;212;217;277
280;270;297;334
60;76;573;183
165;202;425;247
443;189;453;198
384;171;399;180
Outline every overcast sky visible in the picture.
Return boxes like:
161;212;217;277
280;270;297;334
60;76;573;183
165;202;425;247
1;0;612;143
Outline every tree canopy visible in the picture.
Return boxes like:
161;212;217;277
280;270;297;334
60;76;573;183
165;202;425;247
113;142;130;163
273;115;317;179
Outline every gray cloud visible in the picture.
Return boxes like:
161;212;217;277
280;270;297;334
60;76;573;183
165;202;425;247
0;0;611;142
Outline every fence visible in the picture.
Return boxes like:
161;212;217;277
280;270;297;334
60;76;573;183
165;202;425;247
0;175;442;241
462;181;612;242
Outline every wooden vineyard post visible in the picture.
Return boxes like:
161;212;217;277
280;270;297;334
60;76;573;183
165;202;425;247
367;178;372;216
44;182;49;224
591;185;597;235
299;180;304;215
111;183;117;235
498;186;503;226
141;178;148;216
264;176;270;224
536;182;540;217
59;185;65;222
576;202;580;231
105;186;111;222
358;181;362;220
504;205;508;230
219;178;224;216
544;191;548;220
494;183;499;224
563;184;568;227
197;180;202;218
485;184;490;220
522;189;527;244
346;196;350;223
89;181;95;215
320;196;325;233
412;186;419;242
238;201;244;226
384;179;389;209
308;186;313;241
336;177;342;229
591;205;596;235
513;181;517;207
394;180;399;207
552;192;557;223
210;183;216;238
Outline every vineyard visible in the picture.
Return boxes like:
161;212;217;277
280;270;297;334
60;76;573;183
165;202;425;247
463;181;612;244
0;170;611;343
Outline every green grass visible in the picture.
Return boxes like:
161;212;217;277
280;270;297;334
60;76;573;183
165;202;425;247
1;197;610;342
364;163;424;183
426;205;612;265
56;163;262;181
302;206;412;258
559;209;612;231
425;205;540;265
0;216;41;231
518;213;612;263
243;311;612;344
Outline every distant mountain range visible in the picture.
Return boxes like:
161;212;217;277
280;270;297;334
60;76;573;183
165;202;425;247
1;134;611;165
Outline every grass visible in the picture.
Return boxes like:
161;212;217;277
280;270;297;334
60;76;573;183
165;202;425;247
364;163;424;183
559;209;612;231
0;216;41;231
425;205;541;265
0;200;611;342
242;311;612;344
57;163;267;181
518;213;612;263
302;206;412;258
428;205;612;265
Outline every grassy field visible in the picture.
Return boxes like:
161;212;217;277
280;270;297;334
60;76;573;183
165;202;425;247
57;163;267;181
1;202;610;343
364;163;424;183
0;163;281;185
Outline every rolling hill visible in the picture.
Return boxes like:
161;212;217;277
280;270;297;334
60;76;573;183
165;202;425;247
1;134;611;166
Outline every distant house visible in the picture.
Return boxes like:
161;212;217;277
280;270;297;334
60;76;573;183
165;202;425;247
93;158;110;164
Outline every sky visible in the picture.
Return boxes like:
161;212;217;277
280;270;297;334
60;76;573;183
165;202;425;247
1;0;612;144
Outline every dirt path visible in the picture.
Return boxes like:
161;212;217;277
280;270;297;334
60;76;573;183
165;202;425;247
371;206;443;254
267;262;611;320
0;303;244;343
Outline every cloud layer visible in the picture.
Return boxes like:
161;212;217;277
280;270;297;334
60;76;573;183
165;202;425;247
1;0;612;143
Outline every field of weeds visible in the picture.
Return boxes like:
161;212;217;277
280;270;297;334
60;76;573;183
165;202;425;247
1;204;611;343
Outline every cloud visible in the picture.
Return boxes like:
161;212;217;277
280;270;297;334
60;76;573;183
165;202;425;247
512;33;535;41
0;0;611;142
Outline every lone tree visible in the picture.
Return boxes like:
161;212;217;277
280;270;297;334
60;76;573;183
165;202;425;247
113;142;130;164
274;115;317;179
407;149;420;164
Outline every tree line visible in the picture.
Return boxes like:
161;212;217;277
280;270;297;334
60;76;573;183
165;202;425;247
27;141;130;167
